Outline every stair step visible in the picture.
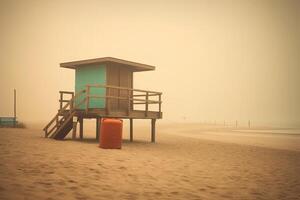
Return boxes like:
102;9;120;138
50;112;75;139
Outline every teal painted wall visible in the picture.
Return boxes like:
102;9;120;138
75;64;106;109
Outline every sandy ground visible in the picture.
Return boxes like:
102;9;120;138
0;123;300;200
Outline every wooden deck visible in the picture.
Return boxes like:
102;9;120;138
60;109;162;119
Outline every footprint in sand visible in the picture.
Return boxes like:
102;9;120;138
68;179;77;183
69;186;78;190
154;191;162;196
198;188;206;192
170;191;179;195
119;166;126;170
206;185;216;189
35;181;52;186
45;171;55;174
56;180;66;185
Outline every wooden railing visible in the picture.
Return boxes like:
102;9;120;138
85;84;162;117
57;85;162;117
43;89;86;137
59;91;74;110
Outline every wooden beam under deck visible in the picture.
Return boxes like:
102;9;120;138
59;109;162;119
57;109;159;143
96;117;101;140
130;119;133;142
151;119;156;143
79;117;83;139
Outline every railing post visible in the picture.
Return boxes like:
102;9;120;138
106;87;110;115
145;92;149;117
117;86;120;111
159;94;162;118
127;89;131;116
70;99;73;110
86;86;90;113
60;92;63;111
71;93;74;110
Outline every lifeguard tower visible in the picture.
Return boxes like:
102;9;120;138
43;57;162;142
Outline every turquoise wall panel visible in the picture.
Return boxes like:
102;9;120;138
75;64;106;109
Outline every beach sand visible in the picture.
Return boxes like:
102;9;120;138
0;123;299;200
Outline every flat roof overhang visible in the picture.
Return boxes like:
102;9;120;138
60;57;155;72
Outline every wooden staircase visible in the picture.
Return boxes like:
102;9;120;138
43;90;85;139
50;111;75;139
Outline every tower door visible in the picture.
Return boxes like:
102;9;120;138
106;64;133;112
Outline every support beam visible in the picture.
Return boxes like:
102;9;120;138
151;119;156;143
72;121;77;140
130;118;133;142
96;117;101;141
79;117;83;139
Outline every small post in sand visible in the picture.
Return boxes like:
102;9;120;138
14;89;16;127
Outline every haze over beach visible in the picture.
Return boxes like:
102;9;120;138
0;0;300;200
0;0;299;127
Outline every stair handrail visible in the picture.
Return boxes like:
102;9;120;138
43;89;86;132
50;111;76;139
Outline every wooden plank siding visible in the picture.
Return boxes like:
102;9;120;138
106;63;133;113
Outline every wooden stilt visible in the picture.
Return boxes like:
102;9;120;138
72;121;77;140
79;117;83;139
130;118;133;142
151;119;156;143
96;117;100;140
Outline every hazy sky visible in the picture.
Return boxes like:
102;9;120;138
0;0;299;127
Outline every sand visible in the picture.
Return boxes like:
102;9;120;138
0;124;300;200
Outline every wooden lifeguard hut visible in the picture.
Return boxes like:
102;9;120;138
43;57;162;142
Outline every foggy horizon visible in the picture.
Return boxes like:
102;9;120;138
1;0;299;128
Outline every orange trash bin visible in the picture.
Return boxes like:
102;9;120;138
99;118;123;149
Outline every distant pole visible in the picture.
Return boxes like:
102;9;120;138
224;120;225;126
14;89;16;127
236;120;238;128
248;120;250;128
